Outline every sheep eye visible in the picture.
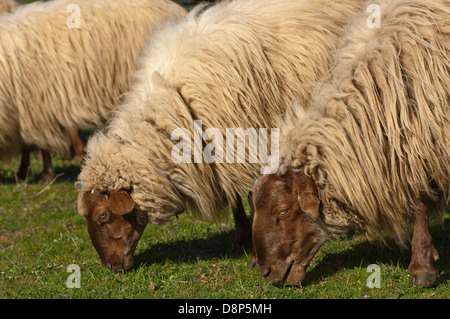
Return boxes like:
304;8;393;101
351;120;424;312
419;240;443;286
278;209;290;217
98;211;110;221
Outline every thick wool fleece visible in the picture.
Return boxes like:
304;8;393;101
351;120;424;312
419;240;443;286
0;0;186;159
278;0;450;246
78;0;366;224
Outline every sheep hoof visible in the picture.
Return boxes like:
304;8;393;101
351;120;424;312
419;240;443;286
39;170;56;184
411;273;437;287
15;171;29;183
15;166;31;183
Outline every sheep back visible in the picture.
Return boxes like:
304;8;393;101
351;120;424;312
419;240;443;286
281;0;450;245
0;0;186;159
78;0;366;223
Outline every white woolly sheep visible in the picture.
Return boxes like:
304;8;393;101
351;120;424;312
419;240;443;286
0;0;84;182
0;0;186;181
76;0;366;272
250;0;449;287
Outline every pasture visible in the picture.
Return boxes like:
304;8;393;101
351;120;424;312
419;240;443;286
1;0;448;300
0;152;448;299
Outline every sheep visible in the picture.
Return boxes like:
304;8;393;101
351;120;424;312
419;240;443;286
0;0;85;183
0;0;18;13
76;0;366;272
249;0;450;287
0;0;187;181
0;0;55;183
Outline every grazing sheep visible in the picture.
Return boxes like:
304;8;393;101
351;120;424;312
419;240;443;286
249;0;449;287
0;0;18;13
0;0;85;182
77;0;366;272
0;0;186;180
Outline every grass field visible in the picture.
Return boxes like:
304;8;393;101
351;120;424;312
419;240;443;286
2;0;448;301
0;152;448;299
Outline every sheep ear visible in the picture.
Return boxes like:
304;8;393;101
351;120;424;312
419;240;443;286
109;190;135;216
298;193;319;221
293;169;319;221
77;191;89;216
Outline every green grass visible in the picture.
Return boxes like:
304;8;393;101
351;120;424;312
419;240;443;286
0;152;448;299
6;0;448;301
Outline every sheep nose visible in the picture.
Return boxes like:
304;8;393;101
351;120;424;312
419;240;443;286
260;266;272;278
102;261;114;272
102;260;121;273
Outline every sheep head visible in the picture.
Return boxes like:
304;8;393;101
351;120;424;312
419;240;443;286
249;167;325;285
78;189;146;272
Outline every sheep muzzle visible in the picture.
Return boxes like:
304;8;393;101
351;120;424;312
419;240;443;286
249;167;325;285
78;189;146;272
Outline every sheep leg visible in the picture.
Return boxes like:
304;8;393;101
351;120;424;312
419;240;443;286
408;196;439;287
232;194;252;252
39;150;56;184
16;149;31;182
69;129;84;164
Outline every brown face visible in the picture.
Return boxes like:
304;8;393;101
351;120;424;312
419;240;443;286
249;167;325;285
78;189;146;272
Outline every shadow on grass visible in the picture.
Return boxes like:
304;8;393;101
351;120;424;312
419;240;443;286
133;229;247;268
303;218;450;287
52;164;82;184
0;129;92;185
134;214;448;288
0;162;81;185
